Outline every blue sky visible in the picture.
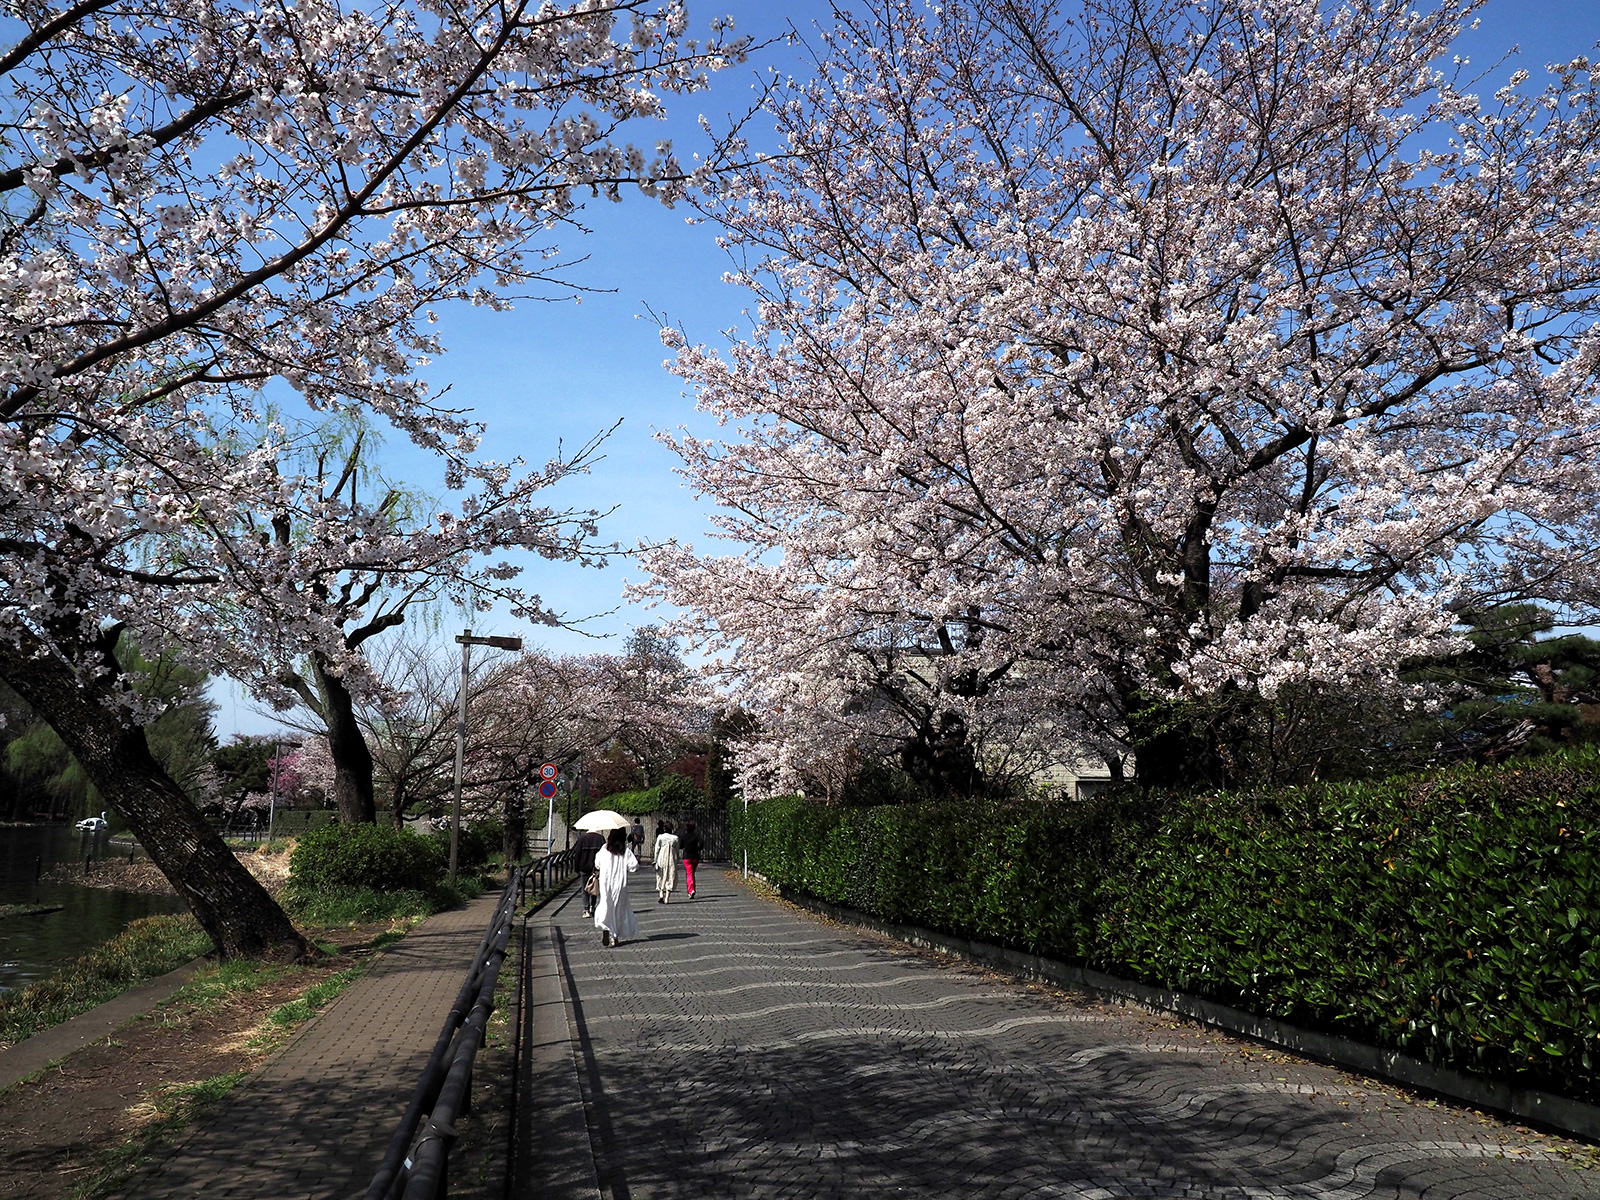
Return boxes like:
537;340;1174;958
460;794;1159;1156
213;0;1600;738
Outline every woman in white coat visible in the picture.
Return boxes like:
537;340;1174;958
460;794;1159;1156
593;827;640;948
653;820;680;904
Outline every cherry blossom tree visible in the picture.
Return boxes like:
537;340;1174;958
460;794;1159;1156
641;0;1600;792
0;0;748;956
330;632;692;843
245;421;615;824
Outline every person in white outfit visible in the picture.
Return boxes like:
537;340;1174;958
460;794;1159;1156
653;820;681;904
593;827;639;948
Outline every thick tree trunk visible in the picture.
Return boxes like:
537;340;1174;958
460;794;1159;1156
899;709;983;798
313;656;377;824
1125;688;1250;792
504;784;526;863
0;631;314;960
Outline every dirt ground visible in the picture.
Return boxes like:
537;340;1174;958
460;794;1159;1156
0;923;395;1200
41;847;291;897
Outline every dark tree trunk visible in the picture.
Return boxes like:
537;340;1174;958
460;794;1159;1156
504;783;526;863
1125;689;1250;792
899;709;984;798
313;656;377;824
0;630;313;961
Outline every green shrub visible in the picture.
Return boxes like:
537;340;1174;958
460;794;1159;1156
593;788;653;815
656;773;704;808
428;820;504;871
288;823;445;894
597;774;707;816
741;748;1600;1104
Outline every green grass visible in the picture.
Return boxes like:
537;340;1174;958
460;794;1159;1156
0;915;211;1048
281;885;440;925
280;871;491;926
72;1070;247;1200
247;966;364;1051
152;960;292;1026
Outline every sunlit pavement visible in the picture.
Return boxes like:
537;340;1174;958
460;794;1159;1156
534;866;1598;1200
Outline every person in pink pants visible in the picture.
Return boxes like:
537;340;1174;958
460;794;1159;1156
678;820;703;898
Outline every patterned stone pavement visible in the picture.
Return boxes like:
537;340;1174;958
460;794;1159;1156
534;866;1599;1200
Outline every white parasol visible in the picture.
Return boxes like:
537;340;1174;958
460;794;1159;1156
573;809;631;832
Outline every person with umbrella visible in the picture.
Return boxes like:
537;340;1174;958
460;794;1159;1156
594;826;640;947
574;810;635;937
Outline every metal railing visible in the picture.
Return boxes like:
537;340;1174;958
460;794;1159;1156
363;867;523;1200
522;847;577;899
363;848;582;1200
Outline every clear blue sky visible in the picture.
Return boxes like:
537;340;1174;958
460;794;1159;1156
213;0;1600;739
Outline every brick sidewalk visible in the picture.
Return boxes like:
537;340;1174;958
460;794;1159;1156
535;866;1599;1200
112;891;502;1200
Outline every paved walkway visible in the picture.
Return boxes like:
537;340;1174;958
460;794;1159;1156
112;890;503;1200
526;867;1598;1200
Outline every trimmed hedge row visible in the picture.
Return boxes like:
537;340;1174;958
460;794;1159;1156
740;749;1600;1103
595;774;704;816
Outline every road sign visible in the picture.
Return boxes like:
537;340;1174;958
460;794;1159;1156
538;779;557;798
540;763;558;780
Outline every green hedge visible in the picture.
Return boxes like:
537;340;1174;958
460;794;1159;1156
594;774;703;815
288;823;446;894
740;750;1600;1103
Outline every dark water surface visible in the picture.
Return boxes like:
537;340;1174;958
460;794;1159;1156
0;824;183;992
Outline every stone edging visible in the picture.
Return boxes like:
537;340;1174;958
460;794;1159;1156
0;955;208;1093
774;884;1600;1144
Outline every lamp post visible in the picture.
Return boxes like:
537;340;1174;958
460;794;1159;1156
451;629;523;883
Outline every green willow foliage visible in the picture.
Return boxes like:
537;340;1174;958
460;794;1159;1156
740;750;1600;1103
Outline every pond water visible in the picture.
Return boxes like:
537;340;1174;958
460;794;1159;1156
0;824;184;993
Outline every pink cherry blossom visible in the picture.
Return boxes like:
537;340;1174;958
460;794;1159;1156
638;0;1600;789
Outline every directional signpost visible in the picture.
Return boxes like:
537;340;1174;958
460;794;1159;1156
539;763;558;852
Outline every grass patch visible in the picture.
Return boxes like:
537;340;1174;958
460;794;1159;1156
0;915;211;1048
281;885;438;925
248;967;363;1051
154;960;291;1025
281;873;490;926
72;1070;247;1200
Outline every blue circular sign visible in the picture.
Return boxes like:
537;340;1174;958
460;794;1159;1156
538;779;557;798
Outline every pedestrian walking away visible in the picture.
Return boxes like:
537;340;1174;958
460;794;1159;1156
573;827;606;918
627;817;645;860
593;827;639;948
653;820;681;904
678;820;703;899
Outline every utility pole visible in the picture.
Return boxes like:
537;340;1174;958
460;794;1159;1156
268;738;301;846
451;628;523;883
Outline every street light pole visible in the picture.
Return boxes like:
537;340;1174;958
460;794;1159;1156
269;739;280;846
267;738;301;847
450;628;523;884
